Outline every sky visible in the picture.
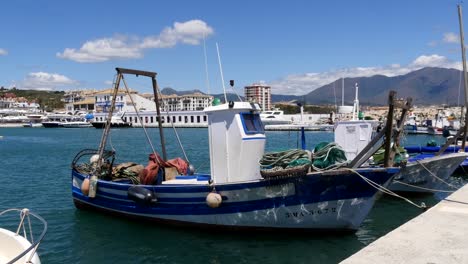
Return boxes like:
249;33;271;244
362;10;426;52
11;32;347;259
0;0;466;95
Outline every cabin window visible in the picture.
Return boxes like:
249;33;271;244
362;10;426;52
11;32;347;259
150;116;154;123
179;116;182;122
203;116;207;122
240;113;264;134
191;116;194;123
173;116;176;123
197;116;200;123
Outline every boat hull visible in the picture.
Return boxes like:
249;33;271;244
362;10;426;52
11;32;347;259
72;167;398;231
388;152;468;193
0;228;41;264
91;122;132;128
41;122;62;128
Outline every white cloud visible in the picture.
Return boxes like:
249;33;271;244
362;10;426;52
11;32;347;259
269;54;461;95
19;72;78;90
0;48;7;56
57;19;214;63
140;20;214;48
443;32;459;43
104;80;113;85
57;36;142;63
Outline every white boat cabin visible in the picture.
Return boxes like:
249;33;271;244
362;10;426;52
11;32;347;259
334;120;378;160
205;102;265;184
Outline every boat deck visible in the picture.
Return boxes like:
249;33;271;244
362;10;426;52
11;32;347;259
340;183;468;263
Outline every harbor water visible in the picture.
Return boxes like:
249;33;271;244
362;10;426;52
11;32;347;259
0;127;464;263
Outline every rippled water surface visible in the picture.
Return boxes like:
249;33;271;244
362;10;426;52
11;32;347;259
0;127;462;263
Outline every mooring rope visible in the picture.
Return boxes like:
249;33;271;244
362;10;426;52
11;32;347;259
345;168;427;209
392;180;454;193
415;159;458;189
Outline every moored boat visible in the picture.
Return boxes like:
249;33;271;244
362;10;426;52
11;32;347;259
387;152;468;193
71;68;399;232
61;121;92;128
0;208;47;264
334;91;467;194
91;114;132;129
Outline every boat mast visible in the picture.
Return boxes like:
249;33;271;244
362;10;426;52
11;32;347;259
458;4;468;150
341;77;344;106
352;83;359;120
114;68;167;160
96;73;122;166
216;42;228;103
89;73;123;197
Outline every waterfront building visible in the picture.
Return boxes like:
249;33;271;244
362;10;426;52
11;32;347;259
89;89;212;127
244;83;271;111
63;90;97;113
0;93;40;111
143;92;213;112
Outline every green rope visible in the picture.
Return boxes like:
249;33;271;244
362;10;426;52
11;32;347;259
259;149;310;169
311;142;348;171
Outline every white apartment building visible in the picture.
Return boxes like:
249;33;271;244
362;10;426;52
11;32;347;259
244;83;271;111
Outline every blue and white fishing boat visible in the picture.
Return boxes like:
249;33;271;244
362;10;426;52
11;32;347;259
335;118;468;194
71;68;399;232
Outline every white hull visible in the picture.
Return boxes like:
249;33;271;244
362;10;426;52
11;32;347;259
0;228;41;264
62;122;92;128
0;209;46;264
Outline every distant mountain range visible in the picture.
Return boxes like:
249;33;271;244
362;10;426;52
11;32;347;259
304;67;463;106
162;67;465;106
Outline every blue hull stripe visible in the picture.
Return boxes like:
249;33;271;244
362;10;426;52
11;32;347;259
72;168;397;216
72;167;398;193
73;190;367;216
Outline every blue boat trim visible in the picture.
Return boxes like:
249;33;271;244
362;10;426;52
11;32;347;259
72;167;395;216
242;137;266;141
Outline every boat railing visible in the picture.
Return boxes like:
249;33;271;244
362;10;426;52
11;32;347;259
0;208;47;264
71;149;116;178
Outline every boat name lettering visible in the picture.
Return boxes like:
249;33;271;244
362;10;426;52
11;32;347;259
286;207;336;218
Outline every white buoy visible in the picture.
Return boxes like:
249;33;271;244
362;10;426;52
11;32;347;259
90;154;100;164
206;192;222;208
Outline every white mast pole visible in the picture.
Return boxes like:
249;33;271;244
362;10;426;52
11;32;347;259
203;35;211;95
341;77;344;106
458;4;468;150
216;42;228;103
352;83;359;120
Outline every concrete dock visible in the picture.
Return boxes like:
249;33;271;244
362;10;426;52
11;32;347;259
341;184;468;264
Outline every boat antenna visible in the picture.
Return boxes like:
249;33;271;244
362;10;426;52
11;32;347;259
229;79;243;101
457;4;468;150
216;42;228;103
203;34;211;95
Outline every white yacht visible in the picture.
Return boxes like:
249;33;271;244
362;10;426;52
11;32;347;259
260;109;291;125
